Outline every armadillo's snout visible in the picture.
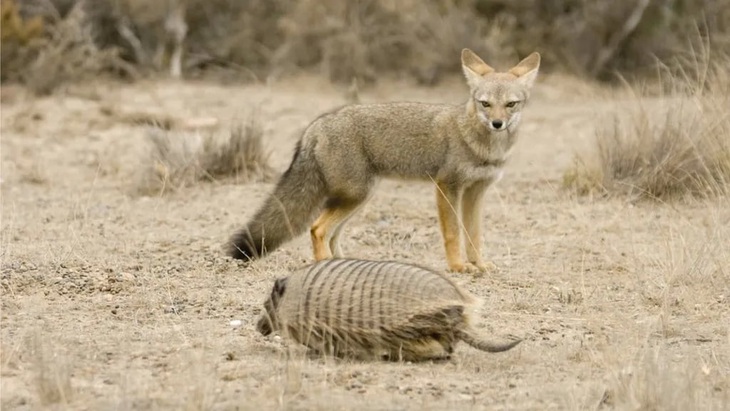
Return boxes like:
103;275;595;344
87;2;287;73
256;315;273;336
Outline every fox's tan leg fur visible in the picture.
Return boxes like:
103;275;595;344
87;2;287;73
462;181;498;273
436;183;465;272
310;202;362;261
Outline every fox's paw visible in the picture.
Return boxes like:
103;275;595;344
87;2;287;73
448;260;499;276
447;261;467;273
448;262;494;277
469;260;499;276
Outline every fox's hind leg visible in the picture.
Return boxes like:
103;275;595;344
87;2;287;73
310;197;365;261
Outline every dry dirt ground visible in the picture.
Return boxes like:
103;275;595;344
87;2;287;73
1;73;728;410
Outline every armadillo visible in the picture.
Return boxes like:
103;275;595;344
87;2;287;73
256;259;521;361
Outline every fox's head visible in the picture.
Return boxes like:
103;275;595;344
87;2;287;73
461;49;540;133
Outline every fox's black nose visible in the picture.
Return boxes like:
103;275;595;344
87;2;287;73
492;120;504;129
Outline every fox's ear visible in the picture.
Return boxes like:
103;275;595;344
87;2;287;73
461;48;494;87
509;52;540;87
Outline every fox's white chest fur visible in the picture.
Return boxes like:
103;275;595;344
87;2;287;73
459;164;505;185
458;125;517;184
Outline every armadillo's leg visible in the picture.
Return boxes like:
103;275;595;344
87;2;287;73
433;333;458;355
298;326;329;356
386;338;450;362
436;182;465;272
462;180;498;273
310;198;363;261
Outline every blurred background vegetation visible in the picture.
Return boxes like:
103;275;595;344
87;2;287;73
2;0;729;94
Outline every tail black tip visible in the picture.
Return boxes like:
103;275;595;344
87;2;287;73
227;229;264;261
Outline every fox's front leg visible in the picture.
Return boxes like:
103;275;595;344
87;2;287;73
436;182;465;272
462;181;497;273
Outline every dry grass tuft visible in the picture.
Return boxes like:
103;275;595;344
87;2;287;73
562;157;606;199
200;120;275;182
139;127;203;195
564;46;730;201
138;117;275;196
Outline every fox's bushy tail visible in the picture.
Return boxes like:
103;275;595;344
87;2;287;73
228;142;326;261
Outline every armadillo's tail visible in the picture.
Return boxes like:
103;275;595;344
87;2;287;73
456;329;522;353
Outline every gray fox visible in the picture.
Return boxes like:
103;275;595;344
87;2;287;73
228;48;540;273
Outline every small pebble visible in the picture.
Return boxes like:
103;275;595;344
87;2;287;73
230;320;242;328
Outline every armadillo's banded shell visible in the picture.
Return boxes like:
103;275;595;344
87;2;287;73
275;259;476;352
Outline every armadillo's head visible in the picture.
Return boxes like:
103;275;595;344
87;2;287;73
256;277;288;336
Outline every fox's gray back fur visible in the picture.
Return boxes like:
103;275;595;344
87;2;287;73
256;259;521;361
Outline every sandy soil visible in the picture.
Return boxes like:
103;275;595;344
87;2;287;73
1;74;728;410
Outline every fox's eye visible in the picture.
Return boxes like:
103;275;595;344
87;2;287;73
506;101;519;108
479;101;490;108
